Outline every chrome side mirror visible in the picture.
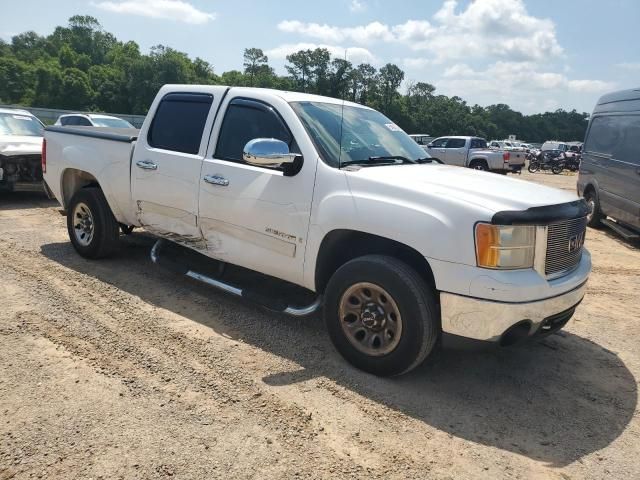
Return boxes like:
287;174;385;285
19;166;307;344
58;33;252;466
243;138;298;169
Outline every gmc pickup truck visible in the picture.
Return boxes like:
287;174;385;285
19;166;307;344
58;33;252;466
43;85;591;376
426;136;525;173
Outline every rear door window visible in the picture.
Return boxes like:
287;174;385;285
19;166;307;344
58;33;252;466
148;93;214;154
215;98;294;163
470;138;486;149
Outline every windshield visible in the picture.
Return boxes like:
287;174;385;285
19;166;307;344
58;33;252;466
0;112;44;137
91;117;134;128
290;101;428;167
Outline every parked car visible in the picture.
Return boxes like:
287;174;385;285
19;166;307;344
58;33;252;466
0;108;45;192
427;136;525;173
43;85;591;376
409;134;434;148
578;88;640;239
55;113;134;129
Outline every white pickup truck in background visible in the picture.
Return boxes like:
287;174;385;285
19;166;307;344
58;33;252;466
43;85;591;376
426;136;525;173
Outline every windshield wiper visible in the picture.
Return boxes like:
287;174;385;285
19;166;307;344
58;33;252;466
417;157;444;164
340;156;417;168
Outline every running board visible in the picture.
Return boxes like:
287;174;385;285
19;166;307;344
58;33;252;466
601;219;640;240
150;239;322;317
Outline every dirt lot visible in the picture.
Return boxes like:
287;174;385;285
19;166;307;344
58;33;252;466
1;171;639;479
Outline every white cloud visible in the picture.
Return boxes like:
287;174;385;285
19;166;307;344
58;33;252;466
279;0;562;63
349;0;365;13
266;43;376;65
277;20;393;45
94;0;216;25
435;62;615;113
616;62;640;71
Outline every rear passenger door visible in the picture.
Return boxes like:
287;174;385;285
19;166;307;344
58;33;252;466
131;88;227;243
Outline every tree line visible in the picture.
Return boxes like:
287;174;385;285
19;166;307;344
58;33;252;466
0;16;589;142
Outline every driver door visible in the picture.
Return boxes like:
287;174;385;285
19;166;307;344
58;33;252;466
198;96;316;286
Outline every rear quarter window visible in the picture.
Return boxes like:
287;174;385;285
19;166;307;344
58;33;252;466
148;93;213;154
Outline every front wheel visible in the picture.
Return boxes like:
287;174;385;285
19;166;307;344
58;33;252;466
324;255;439;376
584;189;604;228
551;164;563;174
528;161;540;173
67;187;120;259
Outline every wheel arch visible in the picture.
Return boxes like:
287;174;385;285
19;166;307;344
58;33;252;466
60;168;100;208
314;229;436;295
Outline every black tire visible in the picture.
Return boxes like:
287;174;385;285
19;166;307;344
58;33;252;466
67;187;120;259
324;255;439;376
528;161;540;173
469;160;489;171
551;164;563;175
584;188;604;228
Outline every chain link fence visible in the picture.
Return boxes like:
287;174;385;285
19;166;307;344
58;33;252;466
0;104;146;128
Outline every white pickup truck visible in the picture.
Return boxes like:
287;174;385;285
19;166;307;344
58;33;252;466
426;136;525;173
43;85;591;376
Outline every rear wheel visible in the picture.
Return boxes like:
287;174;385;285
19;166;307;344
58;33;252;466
469;160;489;171
67;187;120;259
551;164;563;174
324;255;439;376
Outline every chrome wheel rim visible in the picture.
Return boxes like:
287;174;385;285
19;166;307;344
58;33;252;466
72;202;94;247
338;282;402;356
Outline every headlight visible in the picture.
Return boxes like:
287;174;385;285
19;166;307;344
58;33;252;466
475;223;536;269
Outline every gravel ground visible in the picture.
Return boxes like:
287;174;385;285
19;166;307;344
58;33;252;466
1;171;639;479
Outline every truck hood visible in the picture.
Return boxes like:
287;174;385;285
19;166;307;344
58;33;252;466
346;164;578;216
0;135;43;157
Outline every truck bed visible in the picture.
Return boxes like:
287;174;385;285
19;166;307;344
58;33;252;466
44;126;140;225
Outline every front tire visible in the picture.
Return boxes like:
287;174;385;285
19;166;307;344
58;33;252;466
584;189;604;228
324;255;439;376
67;187;120;259
528;161;540;173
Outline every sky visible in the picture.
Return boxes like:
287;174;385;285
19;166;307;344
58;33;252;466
1;0;639;114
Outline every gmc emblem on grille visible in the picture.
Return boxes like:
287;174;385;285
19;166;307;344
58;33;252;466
568;232;585;253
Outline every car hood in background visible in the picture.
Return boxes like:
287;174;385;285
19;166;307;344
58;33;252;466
0;135;43;157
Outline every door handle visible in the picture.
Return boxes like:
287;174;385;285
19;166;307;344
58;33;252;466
203;174;229;186
136;160;158;170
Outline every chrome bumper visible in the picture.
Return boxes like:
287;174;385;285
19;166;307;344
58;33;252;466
440;282;587;342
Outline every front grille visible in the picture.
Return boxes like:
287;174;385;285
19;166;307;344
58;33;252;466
545;217;587;277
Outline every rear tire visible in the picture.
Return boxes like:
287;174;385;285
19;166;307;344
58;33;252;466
551;164;563;174
67;187;120;259
324;255;439;376
469;160;489;171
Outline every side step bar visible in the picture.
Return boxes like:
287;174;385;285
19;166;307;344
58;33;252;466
601;219;640;240
150;240;322;317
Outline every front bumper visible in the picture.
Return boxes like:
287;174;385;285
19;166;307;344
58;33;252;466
440;281;587;343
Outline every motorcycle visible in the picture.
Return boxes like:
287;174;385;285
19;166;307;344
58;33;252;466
528;151;564;174
563;153;581;172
